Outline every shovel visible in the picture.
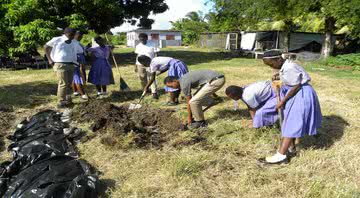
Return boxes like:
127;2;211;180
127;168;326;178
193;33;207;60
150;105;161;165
129;91;146;110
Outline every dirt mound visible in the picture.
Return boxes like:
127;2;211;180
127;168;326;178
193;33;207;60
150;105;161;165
73;100;183;148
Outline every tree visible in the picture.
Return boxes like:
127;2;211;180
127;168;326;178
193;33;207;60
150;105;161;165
171;11;209;45
1;0;168;56
210;0;360;57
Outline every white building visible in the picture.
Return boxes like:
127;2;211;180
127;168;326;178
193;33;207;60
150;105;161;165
127;29;182;48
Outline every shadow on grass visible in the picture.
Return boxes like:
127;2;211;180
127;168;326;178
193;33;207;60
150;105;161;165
0;81;57;108
301;115;349;149
112;50;239;67
110;90;143;102
208;108;250;124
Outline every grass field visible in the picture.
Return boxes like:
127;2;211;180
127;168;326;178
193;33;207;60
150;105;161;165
1;47;360;197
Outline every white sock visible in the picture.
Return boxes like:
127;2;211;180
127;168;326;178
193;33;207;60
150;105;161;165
265;152;287;163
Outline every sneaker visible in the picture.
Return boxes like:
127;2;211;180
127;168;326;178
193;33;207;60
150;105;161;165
81;95;89;101
257;152;289;166
73;92;80;96
102;92;109;98
152;93;159;100
188;120;207;129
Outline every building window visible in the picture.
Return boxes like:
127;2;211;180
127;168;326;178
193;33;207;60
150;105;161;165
166;35;175;40
151;34;159;40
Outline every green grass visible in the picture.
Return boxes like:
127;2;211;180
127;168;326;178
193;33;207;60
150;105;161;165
1;47;360;197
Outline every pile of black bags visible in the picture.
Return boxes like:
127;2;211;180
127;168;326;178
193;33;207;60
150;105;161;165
0;110;100;198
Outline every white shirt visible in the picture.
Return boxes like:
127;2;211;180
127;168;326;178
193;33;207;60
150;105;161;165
73;40;85;54
135;42;156;66
46;35;78;64
280;60;311;86
242;80;273;109
150;57;174;73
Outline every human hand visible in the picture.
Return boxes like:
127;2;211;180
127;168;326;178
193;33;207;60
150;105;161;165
276;100;285;109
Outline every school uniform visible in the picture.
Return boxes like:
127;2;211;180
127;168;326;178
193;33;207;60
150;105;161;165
180;70;225;121
241;80;279;128
149;57;189;92
73;40;86;85
87;45;114;85
46;35;78;102
280;60;322;138
135;42;158;93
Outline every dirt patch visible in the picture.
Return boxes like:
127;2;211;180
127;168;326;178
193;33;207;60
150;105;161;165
73;100;185;148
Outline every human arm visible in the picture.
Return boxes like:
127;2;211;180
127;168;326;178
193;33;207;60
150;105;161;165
186;96;193;124
248;108;256;119
44;45;53;65
79;64;86;85
143;72;156;93
277;84;301;109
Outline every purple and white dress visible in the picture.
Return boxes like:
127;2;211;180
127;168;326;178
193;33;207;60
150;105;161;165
87;45;114;86
73;41;86;85
280;60;322;138
150;57;189;92
241;80;279;128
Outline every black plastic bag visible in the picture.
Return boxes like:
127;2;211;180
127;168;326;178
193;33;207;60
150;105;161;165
0;110;100;198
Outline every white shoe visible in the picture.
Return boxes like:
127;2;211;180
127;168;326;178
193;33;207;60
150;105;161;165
73;92;80;96
102;92;109;98
265;152;287;163
81;95;89;100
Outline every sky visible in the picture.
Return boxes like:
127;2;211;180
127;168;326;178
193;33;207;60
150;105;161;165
111;0;214;33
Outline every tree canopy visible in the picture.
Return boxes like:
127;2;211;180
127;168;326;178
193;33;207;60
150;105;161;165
0;0;168;56
171;11;209;45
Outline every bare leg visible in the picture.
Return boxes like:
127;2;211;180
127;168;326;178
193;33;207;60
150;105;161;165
169;92;175;103
96;85;102;93
72;82;77;92
76;84;85;95
279;137;294;155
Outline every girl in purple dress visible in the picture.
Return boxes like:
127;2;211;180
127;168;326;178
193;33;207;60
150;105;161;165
225;80;279;128
87;36;114;98
260;52;322;165
72;31;88;100
137;56;189;105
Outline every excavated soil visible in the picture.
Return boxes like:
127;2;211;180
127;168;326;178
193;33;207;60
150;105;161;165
73;100;184;148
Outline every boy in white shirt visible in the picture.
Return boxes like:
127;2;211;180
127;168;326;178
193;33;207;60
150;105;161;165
44;27;78;108
135;33;159;99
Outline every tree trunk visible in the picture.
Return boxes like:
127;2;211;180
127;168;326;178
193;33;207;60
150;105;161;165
322;17;336;58
283;31;290;52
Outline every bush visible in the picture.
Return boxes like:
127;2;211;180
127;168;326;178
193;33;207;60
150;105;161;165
324;53;360;70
